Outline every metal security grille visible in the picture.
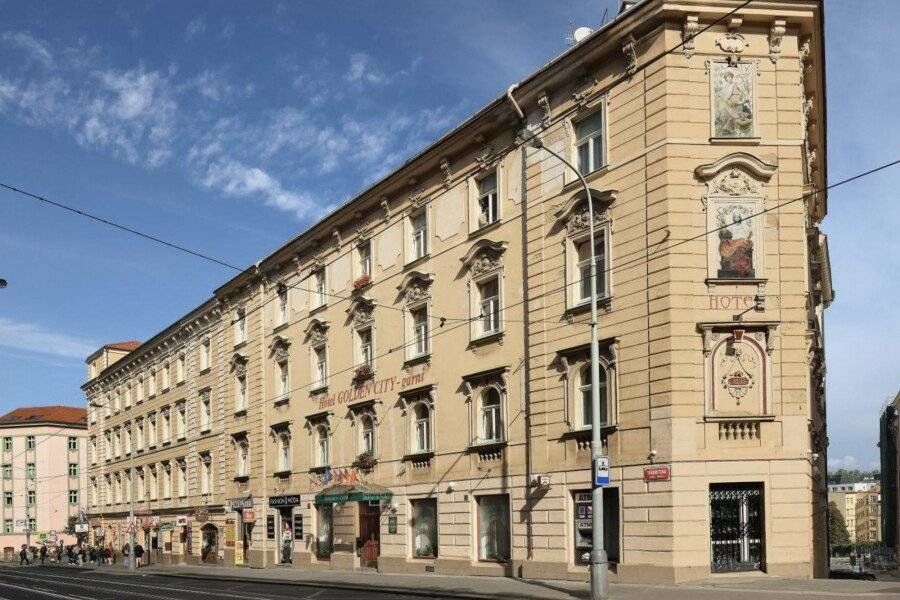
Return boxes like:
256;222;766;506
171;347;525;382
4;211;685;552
710;483;764;573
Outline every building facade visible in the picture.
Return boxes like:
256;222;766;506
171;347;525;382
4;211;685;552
828;482;878;544
85;0;830;583
0;406;88;551
854;486;881;544
879;393;899;555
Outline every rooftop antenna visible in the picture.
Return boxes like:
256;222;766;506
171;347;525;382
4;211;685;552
600;7;609;26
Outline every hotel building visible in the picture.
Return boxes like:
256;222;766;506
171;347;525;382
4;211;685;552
84;0;831;582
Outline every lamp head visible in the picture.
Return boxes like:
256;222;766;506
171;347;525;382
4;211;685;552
517;128;544;149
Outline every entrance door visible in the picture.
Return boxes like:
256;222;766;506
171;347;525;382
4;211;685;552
201;525;218;564
710;483;764;573
358;502;380;567
279;509;293;564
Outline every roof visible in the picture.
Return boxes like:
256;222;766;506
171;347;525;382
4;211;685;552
0;406;87;428
104;341;142;352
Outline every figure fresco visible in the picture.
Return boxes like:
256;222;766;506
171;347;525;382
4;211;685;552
713;62;755;138
716;204;755;278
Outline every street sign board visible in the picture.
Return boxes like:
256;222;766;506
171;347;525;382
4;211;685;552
643;465;671;482
74;523;89;533
594;455;610;486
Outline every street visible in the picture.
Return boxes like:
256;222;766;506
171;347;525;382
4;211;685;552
0;566;455;600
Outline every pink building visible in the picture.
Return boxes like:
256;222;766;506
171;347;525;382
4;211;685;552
0;406;88;553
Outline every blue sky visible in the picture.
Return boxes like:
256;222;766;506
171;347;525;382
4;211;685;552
0;1;897;472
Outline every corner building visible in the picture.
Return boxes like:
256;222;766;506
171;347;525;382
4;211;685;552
85;0;830;582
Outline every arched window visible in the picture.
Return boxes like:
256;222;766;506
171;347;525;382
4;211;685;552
579;364;608;428
361;415;375;455
413;403;431;452
480;388;503;443
279;433;291;471
316;426;329;467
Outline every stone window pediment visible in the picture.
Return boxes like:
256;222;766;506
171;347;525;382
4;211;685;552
304;410;334;434
346;297;375;329
397;271;434;306
229;353;248;375
460;240;507;279
269;335;291;362
303;319;329;346
553;189;617;236
695;153;776;198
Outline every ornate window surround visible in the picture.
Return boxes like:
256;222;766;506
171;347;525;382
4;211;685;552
461;240;507;343
398;272;433;364
462;366;510;449
554;189;616;312
466;162;505;235
269;335;291;404
304;410;334;471
398;384;436;458
695;153;776;292
556;339;619;432
347;399;382;458
304;319;329;393
562;94;609;187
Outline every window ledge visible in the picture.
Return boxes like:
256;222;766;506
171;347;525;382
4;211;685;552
470;331;504;347
703;415;776;423
561;164;610;194
468;220;503;239
404;254;431;271
309;385;328;396
402;450;435;462
273;321;290;334
234;340;247;350
162;441;171;447
565;296;612;316
309;303;328;316
309;465;330;473
234;408;248;417
404;353;431;368
233;475;250;482
274;394;290;406
705;277;767;287
273;469;292;478
176;381;186;387
136;449;144;454
199;368;211;376
177;436;186;442
147;444;157;451
560;424;616;439
467;440;507;453
709;137;761;145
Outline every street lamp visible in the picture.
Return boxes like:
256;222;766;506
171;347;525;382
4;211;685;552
521;129;609;600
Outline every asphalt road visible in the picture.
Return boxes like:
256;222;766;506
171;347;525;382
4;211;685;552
0;566;456;600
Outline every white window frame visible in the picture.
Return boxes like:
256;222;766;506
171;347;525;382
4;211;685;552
357;327;374;368
277;360;290;398
236;374;248;412
566;221;612;311
278;432;292;472
313;270;327;309
235;310;246;345
177;461;187;498
177;355;186;383
360;414;376;456
574;108;606;176
162;362;171;390
407;305;430;360
148;414;157;447
200;339;211;371
471;274;503;340
176;401;186;440
200;455;212;495
200;394;211;432
478;387;504;444
408;210;428;263
148;370;157;397
162;463;172;499
277;286;289;326
236;440;249;477
315;426;329;467
411;401;432;454
357;240;372;279
312;345;328;391
149;468;158;500
476;170;500;228
162;408;172;443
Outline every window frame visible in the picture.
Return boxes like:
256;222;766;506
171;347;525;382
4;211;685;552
410;498;439;559
476;494;511;562
408;209;429;262
409;305;430;360
312;344;328;391
411;401;432;454
573;106;607;177
566;220;612;311
478;387;505;444
315;425;330;468
476;170;500;228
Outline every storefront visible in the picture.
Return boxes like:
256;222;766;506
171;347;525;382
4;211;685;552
314;483;393;566
228;497;254;566
268;495;302;565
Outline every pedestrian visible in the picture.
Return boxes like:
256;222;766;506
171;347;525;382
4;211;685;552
18;544;29;566
134;543;144;568
108;543;116;565
122;542;130;568
39;544;47;565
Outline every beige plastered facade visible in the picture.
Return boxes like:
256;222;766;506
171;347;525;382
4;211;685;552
84;0;831;583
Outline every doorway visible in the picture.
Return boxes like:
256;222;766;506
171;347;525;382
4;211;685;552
200;525;218;564
710;483;765;573
279;509;293;564
358;502;381;567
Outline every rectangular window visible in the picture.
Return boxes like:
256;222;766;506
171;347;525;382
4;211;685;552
316;505;333;557
90;438;97;463
125;427;132;454
411;498;438;558
27;517;36;532
412;307;429;357
477;495;510;561
162;364;170;389
200;339;211;371
69;489;79;505
125;386;132;408
177;355;186;383
163;465;172;498
137;471;145;501
277;287;289;325
178;462;187;497
135;421;144;451
236;376;247;411
477;278;501;336
69;463;78;477
411;211;427;260
576;233;607;304
279;362;290;397
177;403;186;439
162;410;171;443
148;372;156;396
359;241;372;277
26;463;35;479
279;434;291;471
26;435;35;450
235;310;246;344
148;416;157;447
237;442;249;477
477;172;499;227
3;519;11;533
137;379;144;402
3;492;11;506
314;270;326;308
1;464;10;480
200;456;211;495
576;111;604;175
201;396;211;432
68;436;78;451
358;328;373;367
27;490;35;506
315;347;328;389
2;437;11;452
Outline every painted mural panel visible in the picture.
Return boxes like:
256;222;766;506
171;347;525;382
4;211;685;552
715;201;756;278
711;61;756;138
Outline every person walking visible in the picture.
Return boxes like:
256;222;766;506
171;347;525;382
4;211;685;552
19;544;29;565
133;543;144;568
39;544;47;565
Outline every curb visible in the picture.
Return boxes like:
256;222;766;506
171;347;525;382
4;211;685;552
128;569;540;600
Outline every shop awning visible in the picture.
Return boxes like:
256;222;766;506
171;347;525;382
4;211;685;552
314;483;393;506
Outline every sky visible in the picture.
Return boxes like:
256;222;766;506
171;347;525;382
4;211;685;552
0;1;897;473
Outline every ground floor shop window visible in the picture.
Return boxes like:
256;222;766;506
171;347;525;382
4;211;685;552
573;488;619;565
201;524;218;563
280;509;293;564
411;498;438;558
316;505;333;557
477;494;510;561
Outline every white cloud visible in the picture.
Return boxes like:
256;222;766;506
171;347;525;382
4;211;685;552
2;31;53;67
0;318;97;360
185;18;206;40
828;454;859;470
344;53;387;85
220;22;236;39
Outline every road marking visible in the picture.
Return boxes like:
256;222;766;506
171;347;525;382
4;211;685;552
0;579;81;599
0;568;310;600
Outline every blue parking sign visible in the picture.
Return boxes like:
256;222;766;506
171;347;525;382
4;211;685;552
594;455;610;486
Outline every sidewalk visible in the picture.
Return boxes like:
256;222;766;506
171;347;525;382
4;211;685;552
96;562;900;600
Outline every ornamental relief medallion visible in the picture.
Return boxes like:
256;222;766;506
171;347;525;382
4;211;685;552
469;251;502;277
352;304;374;328
709;168;762;196
566;205;606;236
706;331;768;417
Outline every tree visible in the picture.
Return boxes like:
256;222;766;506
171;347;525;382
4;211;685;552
828;501;851;547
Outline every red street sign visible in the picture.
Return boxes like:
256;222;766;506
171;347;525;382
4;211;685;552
643;466;671;482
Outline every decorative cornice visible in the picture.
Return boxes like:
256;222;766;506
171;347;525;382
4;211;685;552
695;153;777;183
768;19;786;64
397;271;434;305
439;157;452;190
622;33;637;77
682;15;699;59
460;239;507;277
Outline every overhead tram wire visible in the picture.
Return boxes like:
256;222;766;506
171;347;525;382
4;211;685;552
20;154;900;488
0;0;756;329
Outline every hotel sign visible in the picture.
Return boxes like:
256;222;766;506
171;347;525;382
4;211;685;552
316;371;426;411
